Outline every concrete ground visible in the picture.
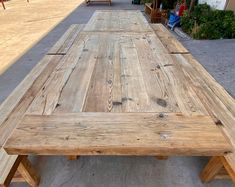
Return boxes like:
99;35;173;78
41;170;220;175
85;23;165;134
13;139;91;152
0;0;84;74
0;0;234;186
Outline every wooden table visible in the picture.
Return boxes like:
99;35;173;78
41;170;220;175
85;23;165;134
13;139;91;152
1;11;232;157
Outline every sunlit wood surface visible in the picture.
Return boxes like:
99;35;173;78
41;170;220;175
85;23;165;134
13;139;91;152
0;0;83;74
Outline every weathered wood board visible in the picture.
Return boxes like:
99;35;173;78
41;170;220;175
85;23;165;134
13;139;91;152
151;24;189;54
1;11;233;160
83;10;153;32
48;24;85;55
4;113;231;156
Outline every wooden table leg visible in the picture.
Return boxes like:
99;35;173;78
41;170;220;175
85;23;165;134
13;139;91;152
155;156;168;160
17;156;40;187
200;156;223;183
67;155;78;160
220;156;235;183
1;0;5;10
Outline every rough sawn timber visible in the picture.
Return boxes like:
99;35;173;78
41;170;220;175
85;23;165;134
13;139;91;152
0;11;234;185
4;113;231;156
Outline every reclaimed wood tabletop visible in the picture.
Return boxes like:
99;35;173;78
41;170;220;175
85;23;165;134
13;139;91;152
1;11;233;159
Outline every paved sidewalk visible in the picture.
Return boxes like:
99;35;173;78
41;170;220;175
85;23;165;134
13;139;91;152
0;0;234;186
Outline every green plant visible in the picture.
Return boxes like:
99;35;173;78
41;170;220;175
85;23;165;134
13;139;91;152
181;3;235;39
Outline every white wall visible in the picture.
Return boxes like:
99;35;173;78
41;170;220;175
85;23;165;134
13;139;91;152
199;0;227;10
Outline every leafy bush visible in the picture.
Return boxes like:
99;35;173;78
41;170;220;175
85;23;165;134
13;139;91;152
181;3;235;39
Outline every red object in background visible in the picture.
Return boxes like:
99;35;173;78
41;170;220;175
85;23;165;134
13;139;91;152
178;4;187;16
1;0;6;9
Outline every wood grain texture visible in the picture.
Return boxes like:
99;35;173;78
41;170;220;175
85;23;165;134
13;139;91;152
17;156;40;187
84;10;153;32
0;55;63;148
221;156;235;183
1;11;233;169
151;24;189;54
48;24;85;55
200;156;224;183
170;54;235;176
0;149;19;187
151;24;235;180
150;23;235;181
4;113;231;156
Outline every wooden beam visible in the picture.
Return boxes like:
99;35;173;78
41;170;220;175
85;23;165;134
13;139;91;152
0;149;22;187
48;24;84;55
151;24;189;54
213;167;230;180
0;55;63;148
4;113;231;156
67;156;78;160
155;156;168;160
200;157;224;183
17;156;40;187
12;171;25;183
220;156;235;183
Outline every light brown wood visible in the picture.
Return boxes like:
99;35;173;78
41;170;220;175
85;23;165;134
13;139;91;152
17;156;40;187
170;53;235;182
1;11;234;184
4;113;231;156
0;149;37;187
67;156;78;160
155;156;168;160
213;166;230;180
151;24;189;54
83;10;152;32
200;157;224;183
151;22;235;182
0;26;82;187
221;156;235;183
48;24;85;55
0;55;63;148
0;149;20;187
12;171;25;183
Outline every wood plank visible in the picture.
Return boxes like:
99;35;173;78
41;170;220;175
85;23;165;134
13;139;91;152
151;24;189;54
77;33;115;112
112;38;122;112
151;25;235;180
84;10;153;32
147;41;208;116
12;171;25;183
0;55;63;148
50;32;191;113
155;156;168;160
213;165;230;180
4;113;231;156
0;149;21;187
26;33;87;115
200;156;224;183
170;54;235;174
17;156;40;187
48;24;84;55
221;155;235;183
55;33;99;113
118;35;150;112
133;34;180;112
